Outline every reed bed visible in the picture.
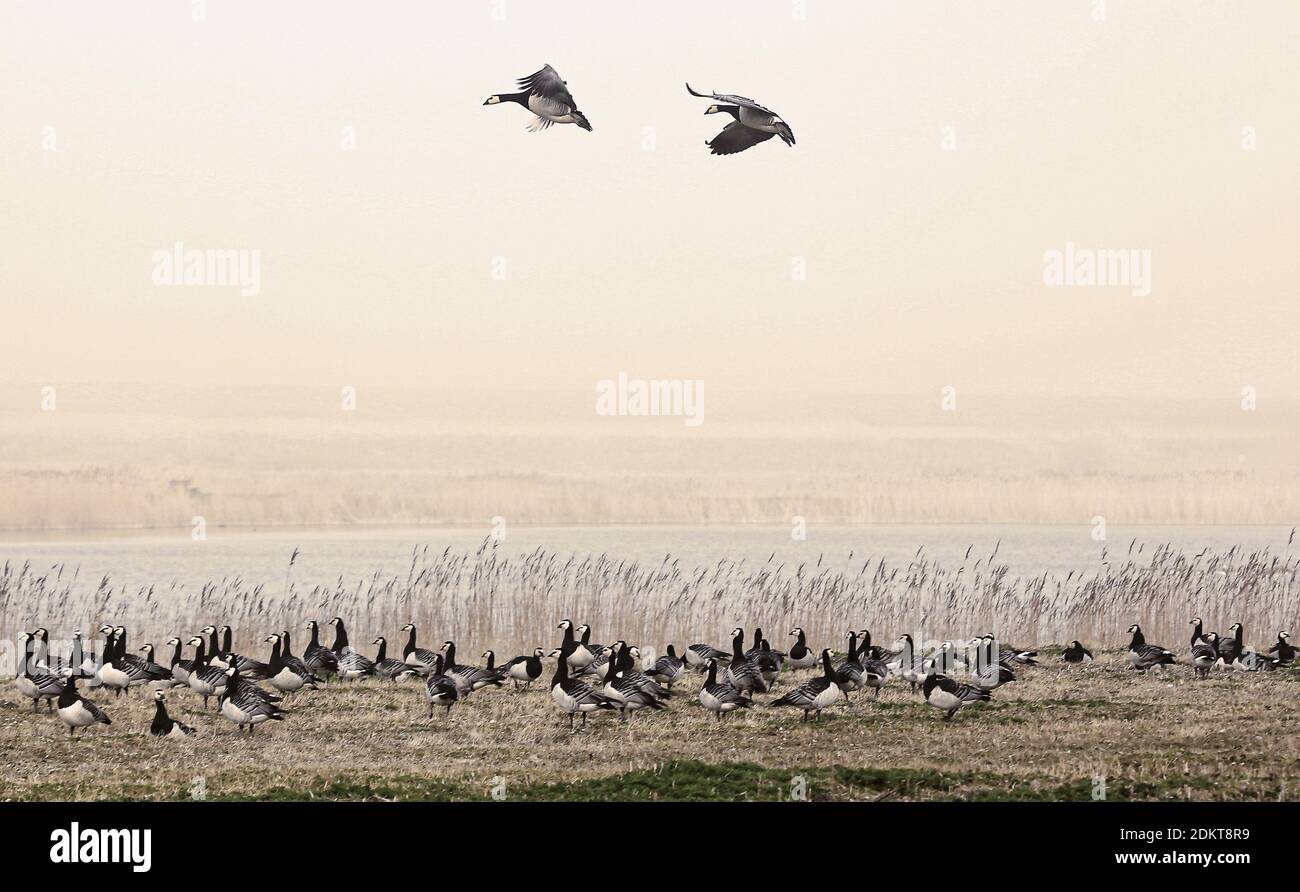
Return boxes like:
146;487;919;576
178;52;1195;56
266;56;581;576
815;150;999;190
2;534;1296;661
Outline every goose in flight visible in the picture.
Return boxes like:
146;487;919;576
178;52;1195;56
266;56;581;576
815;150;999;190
484;64;592;132
686;83;795;155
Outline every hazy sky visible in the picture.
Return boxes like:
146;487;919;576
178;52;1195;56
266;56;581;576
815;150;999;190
2;1;1297;399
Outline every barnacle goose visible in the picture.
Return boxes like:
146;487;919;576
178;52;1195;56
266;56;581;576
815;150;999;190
600;650;668;721
833;631;864;696
923;673;991;721
1127;624;1176;671
30;627;74;674
645;645;686;689
612;645;672;699
200;625;229;669
217;626;271;680
264;634;322;694
1061;641;1094;663
371;637;419;681
480;651;511;685
15;632;64;711
303;619;340;675
786;628;818;670
556;619;597;670
424;654;460;717
325;619;375;680
1268;631;1296;666
276;630;325;686
856;631;891;698
440;641;504;694
165;636;197;685
723;628;768;696
1217;623;1245;666
550;651;617;732
99;627;171;696
745;631;784;687
684;642;730;670
771;649;843;721
1191;632;1220;679
891;634;929;692
1189;617;1209;647
981;634;1038;666
697;658;752;721
185;636;231;708
502;648;546;690
150;690;195;739
397;622;441;675
136;644;183;690
970;645;1017;692
483;64;592;132
218;667;285;734
686;83;795;155
56;670;112;735
573;644;614;679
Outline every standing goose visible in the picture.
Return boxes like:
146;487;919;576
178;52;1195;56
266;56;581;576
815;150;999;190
1268;631;1296;666
56;670;112;736
30;627;73;674
276;630;324;687
833;631;864;697
1191;632;1220;679
218;667;285;734
770;649;843;721
15;632;64;712
683;642;730;670
1061;641;1094;663
556;619;597;670
99;627;171;696
982;634;1038;666
1217;623;1245;666
645;645;686;689
600;650;667;721
1127;624;1176;671
786;628;818;671
423;654;460;717
612;645;672;700
136;644;183;690
923;673;991;721
483;64;592;132
218;626;271;680
970;641;1017;692
891;634;929;693
856;631;891;698
397;623;441;675
723;628;768;697
200;625;229;669
502;648;546;690
185;636;231;708
325;619;375;680
480;651;511;686
549;651;617;732
697;659;753;721
303;620;340;675
572;644;615;680
371;637;419;681
264;634;321;694
746;631;784;688
440;641;504;694
1189;617;1208;647
686;83;795;155
150;690;195;739
165;636;197;685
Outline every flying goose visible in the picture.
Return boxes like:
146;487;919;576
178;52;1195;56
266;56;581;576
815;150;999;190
371;637;419;681
549;651;618;732
1127;624;1176;671
398;623;441;675
1061;641;1094;663
185;636;231;708
1268;631;1296;666
303;620;340;675
645;645;686;689
923;673;991;721
722;628;768;696
15;632;64;711
686;83;795;155
264;634;321;694
501;648;545;690
424;654;460;717
218;667;285;734
56;670;112;736
483;64;592;132
697;659;753;721
556;619;597;670
683;642;730;669
440;641;504;694
786;628;818;670
150;690;195;739
1191;632;1220;679
771;649;843;721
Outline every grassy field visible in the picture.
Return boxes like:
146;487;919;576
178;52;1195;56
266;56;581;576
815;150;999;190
5;650;1299;802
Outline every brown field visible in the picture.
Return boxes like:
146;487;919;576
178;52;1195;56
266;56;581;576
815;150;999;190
3;650;1299;802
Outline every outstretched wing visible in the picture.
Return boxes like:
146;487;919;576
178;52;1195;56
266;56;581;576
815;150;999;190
707;120;776;155
686;82;779;117
519;64;577;109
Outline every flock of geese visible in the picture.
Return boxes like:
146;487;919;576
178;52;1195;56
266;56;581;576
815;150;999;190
483;64;796;155
12;617;1296;737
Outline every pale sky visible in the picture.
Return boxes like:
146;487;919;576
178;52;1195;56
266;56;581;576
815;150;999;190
1;0;1297;399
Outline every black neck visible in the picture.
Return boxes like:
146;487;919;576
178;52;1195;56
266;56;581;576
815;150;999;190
374;639;387;662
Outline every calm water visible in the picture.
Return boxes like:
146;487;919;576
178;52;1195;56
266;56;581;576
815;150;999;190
0;524;1292;595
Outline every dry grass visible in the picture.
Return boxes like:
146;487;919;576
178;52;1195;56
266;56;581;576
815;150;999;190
3;653;1299;802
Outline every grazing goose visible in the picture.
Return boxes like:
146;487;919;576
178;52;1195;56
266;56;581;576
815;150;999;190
303;620;340;675
150;690;195;739
502;648;546;690
549;651;617;732
1231;648;1282;672
136;644;183;690
56;670;112;736
1127;624;1176;671
165;636;197;685
185;636;231;708
15;632;64;712
1191;632;1220;679
722;628;768;697
923;673;991;721
645;645;686;689
1217;623;1245;666
556;619;597;670
697;659;753;721
424;654;460;717
218;667;285;734
771;649;843;721
1061;641;1094;663
440;641;504;694
1268;631;1296;666
397;623;441;675
264;634;321;694
686;83;795;155
600;650;668;721
786;628;818;671
371;637;419;681
683;642;730;669
483;64;592;132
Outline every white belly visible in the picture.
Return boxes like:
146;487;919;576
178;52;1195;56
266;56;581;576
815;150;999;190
551;684;577;713
814;684;843;710
59;701;98;727
929;690;961;711
99;664;132;690
270;668;304;692
15;677;40;698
